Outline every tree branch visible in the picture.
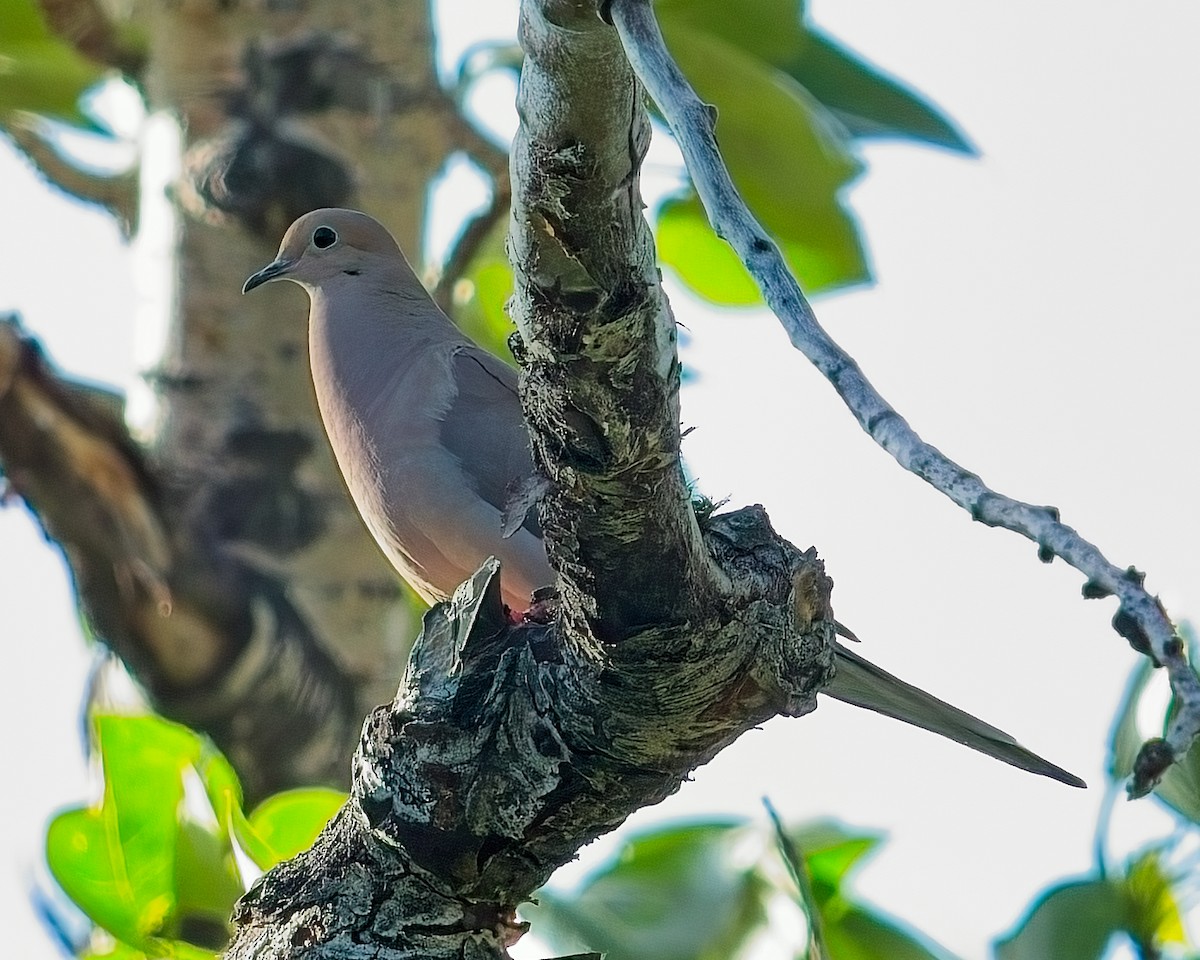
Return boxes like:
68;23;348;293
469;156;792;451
0;315;365;800
226;524;834;958
6;123;139;234
433;108;512;312
224;1;840;953
509;0;714;640
37;0;146;75
607;0;1198;796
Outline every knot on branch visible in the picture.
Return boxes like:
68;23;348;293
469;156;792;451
229;517;838;959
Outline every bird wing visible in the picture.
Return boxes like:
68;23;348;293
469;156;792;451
826;641;1085;787
438;345;543;539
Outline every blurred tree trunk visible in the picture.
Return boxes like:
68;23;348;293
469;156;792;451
2;0;502;802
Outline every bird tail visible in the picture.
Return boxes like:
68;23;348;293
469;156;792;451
826;642;1086;788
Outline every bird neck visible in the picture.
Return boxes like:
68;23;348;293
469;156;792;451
307;281;465;415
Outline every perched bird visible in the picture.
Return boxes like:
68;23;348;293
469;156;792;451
244;208;552;613
244;208;1085;789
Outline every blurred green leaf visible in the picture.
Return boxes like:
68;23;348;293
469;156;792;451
1107;632;1200;823
245;788;346;865
655;0;969;153
528;820;768;960
172;819;239;947
47;714;246;956
824;905;956;960
1154;733;1200;823
655;0;809;64
655;18;868;302
999;849;1192;960
789;820;883;899
0;0;109;132
1122;849;1186;950
1109;658;1153;782
781;30;972;152
779;820;953;960
651;0;973;305
81;939;151;960
530;818;953;960
447;216;517;360
47;808;163;947
1155;628;1200;823
47;715;201;946
658;192;867;304
995;880;1127;960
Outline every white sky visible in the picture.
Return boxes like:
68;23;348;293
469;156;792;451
3;1;1198;957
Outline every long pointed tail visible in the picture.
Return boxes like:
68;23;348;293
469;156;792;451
826;642;1086;788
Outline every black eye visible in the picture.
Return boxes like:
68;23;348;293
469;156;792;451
312;226;338;249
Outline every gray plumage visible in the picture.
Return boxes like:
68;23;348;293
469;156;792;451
244;208;1084;789
243;208;551;611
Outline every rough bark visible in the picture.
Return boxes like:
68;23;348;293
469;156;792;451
225;2;835;956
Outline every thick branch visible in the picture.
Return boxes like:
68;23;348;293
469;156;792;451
508;0;713;641
608;0;1199;795
224;2;842;955
0;316;362;801
227;532;833;959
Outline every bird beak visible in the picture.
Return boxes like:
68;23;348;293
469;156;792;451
242;257;297;294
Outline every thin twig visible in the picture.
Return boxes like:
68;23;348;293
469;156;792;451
434;110;512;311
608;0;1199;796
433;177;510;312
8;122;139;235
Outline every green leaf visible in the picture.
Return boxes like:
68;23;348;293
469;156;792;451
781;30;972;153
824;905;957;960
81;939;150;960
147;939;221;960
172;819;239;948
655;0;970;152
657;192;868;305
47;808;164;947
789;820;883;899
0;0;109;131
771;818;952;960
530;817;954;960
1107;631;1200;823
1108;658;1154;782
1155;732;1200;823
46;716;197;946
47;715;244;954
655;19;868;302
447;215;517;360
1122;849;1187;949
655;0;809;66
995;880;1128;960
245;788;346;865
529;820;769;960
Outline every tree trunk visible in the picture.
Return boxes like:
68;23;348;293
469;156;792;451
2;0;503;802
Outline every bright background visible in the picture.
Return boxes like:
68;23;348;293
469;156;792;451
2;1;1197;956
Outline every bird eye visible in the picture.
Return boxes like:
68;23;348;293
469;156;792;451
312;226;338;249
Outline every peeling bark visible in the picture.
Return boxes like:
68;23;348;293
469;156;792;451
225;2;836;955
227;531;832;958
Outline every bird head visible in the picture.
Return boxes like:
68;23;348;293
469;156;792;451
242;208;405;294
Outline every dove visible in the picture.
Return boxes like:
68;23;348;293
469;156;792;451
243;208;1084;788
242;208;553;613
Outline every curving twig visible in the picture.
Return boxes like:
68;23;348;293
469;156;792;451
607;0;1199;797
7;123;139;235
433;109;513;311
